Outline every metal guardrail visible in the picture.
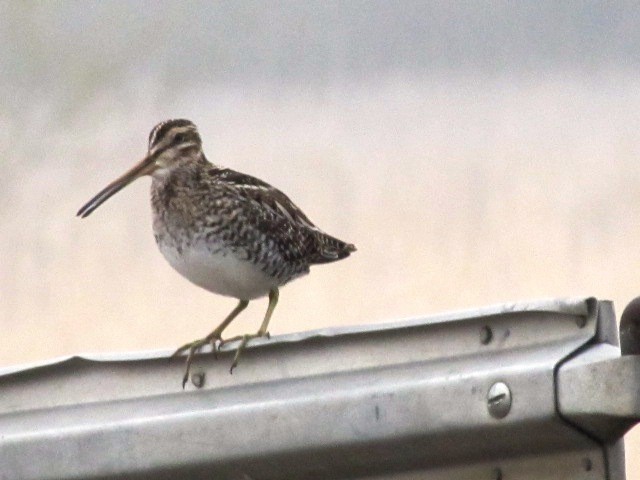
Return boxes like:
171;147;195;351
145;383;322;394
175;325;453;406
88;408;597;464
1;297;639;479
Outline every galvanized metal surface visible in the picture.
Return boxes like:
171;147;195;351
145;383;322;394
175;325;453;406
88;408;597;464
558;344;640;442
0;296;636;479
620;297;640;356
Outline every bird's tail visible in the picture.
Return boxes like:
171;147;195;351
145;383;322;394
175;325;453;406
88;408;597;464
311;233;357;264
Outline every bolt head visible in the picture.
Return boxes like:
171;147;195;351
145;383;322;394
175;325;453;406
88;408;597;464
191;372;205;388
487;382;512;419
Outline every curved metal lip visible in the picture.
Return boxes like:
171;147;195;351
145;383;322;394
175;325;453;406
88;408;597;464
0;296;594;377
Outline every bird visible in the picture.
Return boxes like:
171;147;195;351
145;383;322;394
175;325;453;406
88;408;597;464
77;119;356;387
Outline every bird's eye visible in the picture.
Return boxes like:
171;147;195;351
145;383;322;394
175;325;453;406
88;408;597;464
174;133;186;143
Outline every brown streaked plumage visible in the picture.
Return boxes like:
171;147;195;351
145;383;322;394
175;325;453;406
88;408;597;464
77;119;356;387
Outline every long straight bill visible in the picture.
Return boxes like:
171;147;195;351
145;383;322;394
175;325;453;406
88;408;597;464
77;155;156;218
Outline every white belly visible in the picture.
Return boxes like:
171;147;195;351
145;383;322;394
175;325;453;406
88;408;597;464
158;241;277;300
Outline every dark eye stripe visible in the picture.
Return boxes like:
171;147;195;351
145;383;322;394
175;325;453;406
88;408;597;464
174;133;187;144
148;119;196;148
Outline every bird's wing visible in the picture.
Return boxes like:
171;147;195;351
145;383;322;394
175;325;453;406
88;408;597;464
212;168;355;264
213;168;320;231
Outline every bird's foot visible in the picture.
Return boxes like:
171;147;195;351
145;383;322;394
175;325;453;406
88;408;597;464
219;330;270;374
171;332;222;389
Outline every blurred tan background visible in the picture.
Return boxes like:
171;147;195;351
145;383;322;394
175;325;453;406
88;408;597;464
1;0;639;473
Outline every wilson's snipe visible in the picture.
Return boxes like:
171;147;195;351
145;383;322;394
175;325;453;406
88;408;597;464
77;119;356;387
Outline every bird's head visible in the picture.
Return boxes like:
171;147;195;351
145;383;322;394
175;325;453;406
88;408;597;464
77;119;204;218
147;119;203;174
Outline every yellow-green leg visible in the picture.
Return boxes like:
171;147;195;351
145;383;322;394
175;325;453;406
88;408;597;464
221;288;279;374
172;299;249;388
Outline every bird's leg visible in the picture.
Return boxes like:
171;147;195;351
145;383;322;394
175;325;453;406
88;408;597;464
172;299;249;388
172;299;249;356
220;288;279;374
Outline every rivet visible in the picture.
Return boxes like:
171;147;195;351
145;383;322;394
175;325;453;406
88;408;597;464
191;372;205;388
576;317;587;328
487;382;512;419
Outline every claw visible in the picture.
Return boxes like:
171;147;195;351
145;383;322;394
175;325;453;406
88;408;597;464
172;299;251;387
172;335;220;389
181;349;194;389
229;334;250;374
222;330;271;374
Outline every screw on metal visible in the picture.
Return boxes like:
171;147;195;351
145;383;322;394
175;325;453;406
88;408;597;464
487;382;512;419
575;316;587;328
492;467;503;480
480;326;493;345
191;372;205;388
